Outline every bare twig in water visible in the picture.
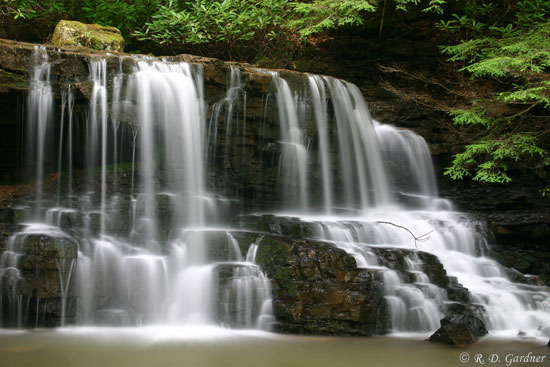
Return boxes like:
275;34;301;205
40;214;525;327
375;221;433;249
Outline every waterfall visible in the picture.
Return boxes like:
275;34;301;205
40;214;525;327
272;75;309;212
26;47;54;217
326;78;391;209
308;75;333;213
89;59;109;236
0;48;548;337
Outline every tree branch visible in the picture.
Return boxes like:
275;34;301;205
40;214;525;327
375;221;433;249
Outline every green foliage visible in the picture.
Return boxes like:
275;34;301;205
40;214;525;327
438;1;498;38
443;23;550;78
422;0;446;14
445;134;547;183
136;0;288;53
394;0;421;11
441;1;550;185
1;0;161;45
449;108;492;127
516;0;550;28
81;0;162;41
1;0;66;20
286;0;451;38
1;0;452;53
499;82;550;111
287;0;376;37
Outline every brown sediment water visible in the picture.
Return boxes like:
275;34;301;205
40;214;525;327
0;329;548;367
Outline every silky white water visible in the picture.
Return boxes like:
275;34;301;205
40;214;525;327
259;73;550;334
0;49;548;338
0;52;273;330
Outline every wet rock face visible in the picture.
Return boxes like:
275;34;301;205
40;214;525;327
0;39;546;285
439;181;550;286
428;313;488;346
239;214;480;335
369;247;470;304
0;38;546;332
255;235;387;335
0;38;285;209
0;231;78;327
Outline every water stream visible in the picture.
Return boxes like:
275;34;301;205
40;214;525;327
0;47;548;339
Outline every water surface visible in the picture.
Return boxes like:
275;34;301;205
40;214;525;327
1;328;548;367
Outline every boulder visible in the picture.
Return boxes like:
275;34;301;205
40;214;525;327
428;313;488;346
52;20;124;52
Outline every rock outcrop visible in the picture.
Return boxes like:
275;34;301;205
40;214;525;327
0;38;546;333
428;313;488;346
52;20;125;52
0;38;299;212
0;227;78;327
237;215;475;335
255;235;386;335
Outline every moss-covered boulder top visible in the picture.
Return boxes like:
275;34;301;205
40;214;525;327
52;20;124;52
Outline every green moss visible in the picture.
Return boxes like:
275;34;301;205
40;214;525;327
255;236;297;297
274;266;297;297
13;207;31;224
255;236;290;267
286;223;303;237
0;69;28;90
52;20;124;52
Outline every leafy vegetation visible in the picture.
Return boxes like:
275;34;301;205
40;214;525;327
445;134;546;183
287;0;376;38
1;0;448;54
135;0;289;58
438;1;550;184
0;0;161;45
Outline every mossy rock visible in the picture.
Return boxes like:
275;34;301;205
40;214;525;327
52;20;124;52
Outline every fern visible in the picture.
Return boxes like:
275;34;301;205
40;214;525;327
288;0;376;37
499;83;550;107
445;134;547;183
449;108;492;127
446;22;550;78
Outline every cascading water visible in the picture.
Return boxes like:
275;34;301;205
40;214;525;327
308;75;333;214
0;50;273;329
257;71;550;334
26;47;54;216
0;47;548;338
325;77;392;209
272;75;310;212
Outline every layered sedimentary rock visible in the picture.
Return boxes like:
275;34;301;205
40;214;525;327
0;225;78;327
0;38;548;335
